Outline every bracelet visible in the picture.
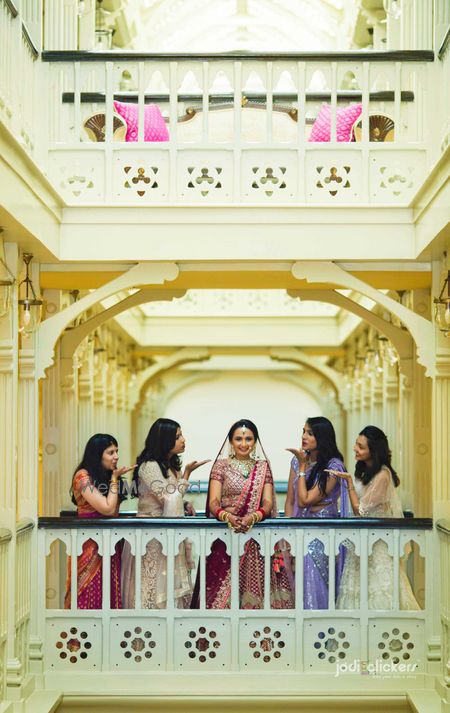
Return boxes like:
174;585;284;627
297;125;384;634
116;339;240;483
298;471;306;478
110;478;120;485
216;507;225;521
256;508;265;522
347;485;355;492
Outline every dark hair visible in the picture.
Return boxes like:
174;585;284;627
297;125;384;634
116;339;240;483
355;425;399;487
227;419;259;443
132;418;182;496
305;417;344;494
70;433;126;505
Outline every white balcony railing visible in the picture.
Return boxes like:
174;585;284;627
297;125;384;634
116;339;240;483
0;527;11;702
41;51;433;207
39;516;433;695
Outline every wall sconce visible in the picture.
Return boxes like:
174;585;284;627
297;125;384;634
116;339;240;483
434;271;450;337
0;248;15;319
18;253;43;334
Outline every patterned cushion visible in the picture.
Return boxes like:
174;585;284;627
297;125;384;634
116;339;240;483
309;103;362;142
113;100;169;142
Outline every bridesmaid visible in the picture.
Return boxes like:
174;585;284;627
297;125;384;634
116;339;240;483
285;416;350;609
329;425;420;610
64;433;135;609
122;418;209;609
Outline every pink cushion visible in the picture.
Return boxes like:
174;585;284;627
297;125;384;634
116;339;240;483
309;103;362;142
113;100;169;142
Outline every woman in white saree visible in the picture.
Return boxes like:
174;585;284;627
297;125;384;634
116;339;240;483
121;418;208;609
328;426;420;611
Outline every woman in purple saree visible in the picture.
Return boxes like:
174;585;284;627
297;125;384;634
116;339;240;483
285;417;350;610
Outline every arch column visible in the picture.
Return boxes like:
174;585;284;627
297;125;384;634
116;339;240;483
43;0;78;50
60;367;78;510
77;341;94;450
399;372;414;512
41;357;61;517
93;348;108;434
370;364;384;425
383;362;400;470
17;348;38;520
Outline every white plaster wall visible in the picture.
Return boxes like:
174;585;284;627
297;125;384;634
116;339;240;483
164;371;322;485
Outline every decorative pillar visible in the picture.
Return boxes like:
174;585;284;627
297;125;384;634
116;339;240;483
60;365;78;511
432;356;450;520
105;357;118;437
370;364;384;426
383;362;400;470
78;0;96;50
41;358;61;517
41;291;63;518
0;244;24;695
399;372;414;512
43;0;78;50
77;339;94;449
93;348;108;433
17;348;38;520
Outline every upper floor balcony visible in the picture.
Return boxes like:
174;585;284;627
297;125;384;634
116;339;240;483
40;49;435;209
1;0;448;215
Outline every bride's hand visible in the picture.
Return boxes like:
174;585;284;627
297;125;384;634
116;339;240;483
227;513;242;532
183;459;211;479
237;514;254;533
286;448;309;468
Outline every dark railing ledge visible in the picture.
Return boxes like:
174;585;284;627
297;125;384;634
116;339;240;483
17;518;35;534
42;50;435;63
436;519;450;536
22;22;39;59
4;0;18;18
38;516;433;529
0;527;12;544
61;90;415;104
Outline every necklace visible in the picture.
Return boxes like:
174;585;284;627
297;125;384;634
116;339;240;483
230;457;254;479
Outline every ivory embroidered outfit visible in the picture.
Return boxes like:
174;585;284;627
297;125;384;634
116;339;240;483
121;461;193;609
336;466;420;610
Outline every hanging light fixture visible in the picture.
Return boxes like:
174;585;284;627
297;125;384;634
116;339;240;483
18;253;43;334
434;270;450;337
0;238;15;319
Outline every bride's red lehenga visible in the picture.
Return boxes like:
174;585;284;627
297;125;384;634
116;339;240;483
193;458;294;610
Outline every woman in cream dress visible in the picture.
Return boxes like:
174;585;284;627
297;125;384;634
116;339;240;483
122;418;208;608
328;426;419;611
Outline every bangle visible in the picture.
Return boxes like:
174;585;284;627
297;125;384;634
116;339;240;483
216;507;225;521
110;478;120;485
347;485;355;492
298;471;306;478
256;508;265;522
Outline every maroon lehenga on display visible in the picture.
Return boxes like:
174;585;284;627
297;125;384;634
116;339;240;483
199;458;294;610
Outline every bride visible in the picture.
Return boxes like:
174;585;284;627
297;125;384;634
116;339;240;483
328;425;420;610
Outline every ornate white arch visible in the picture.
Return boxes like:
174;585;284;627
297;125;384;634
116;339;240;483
36;262;179;379
291;262;434;376
269;347;343;405
129;347;211;411
59;288;186;382
287;288;415;380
